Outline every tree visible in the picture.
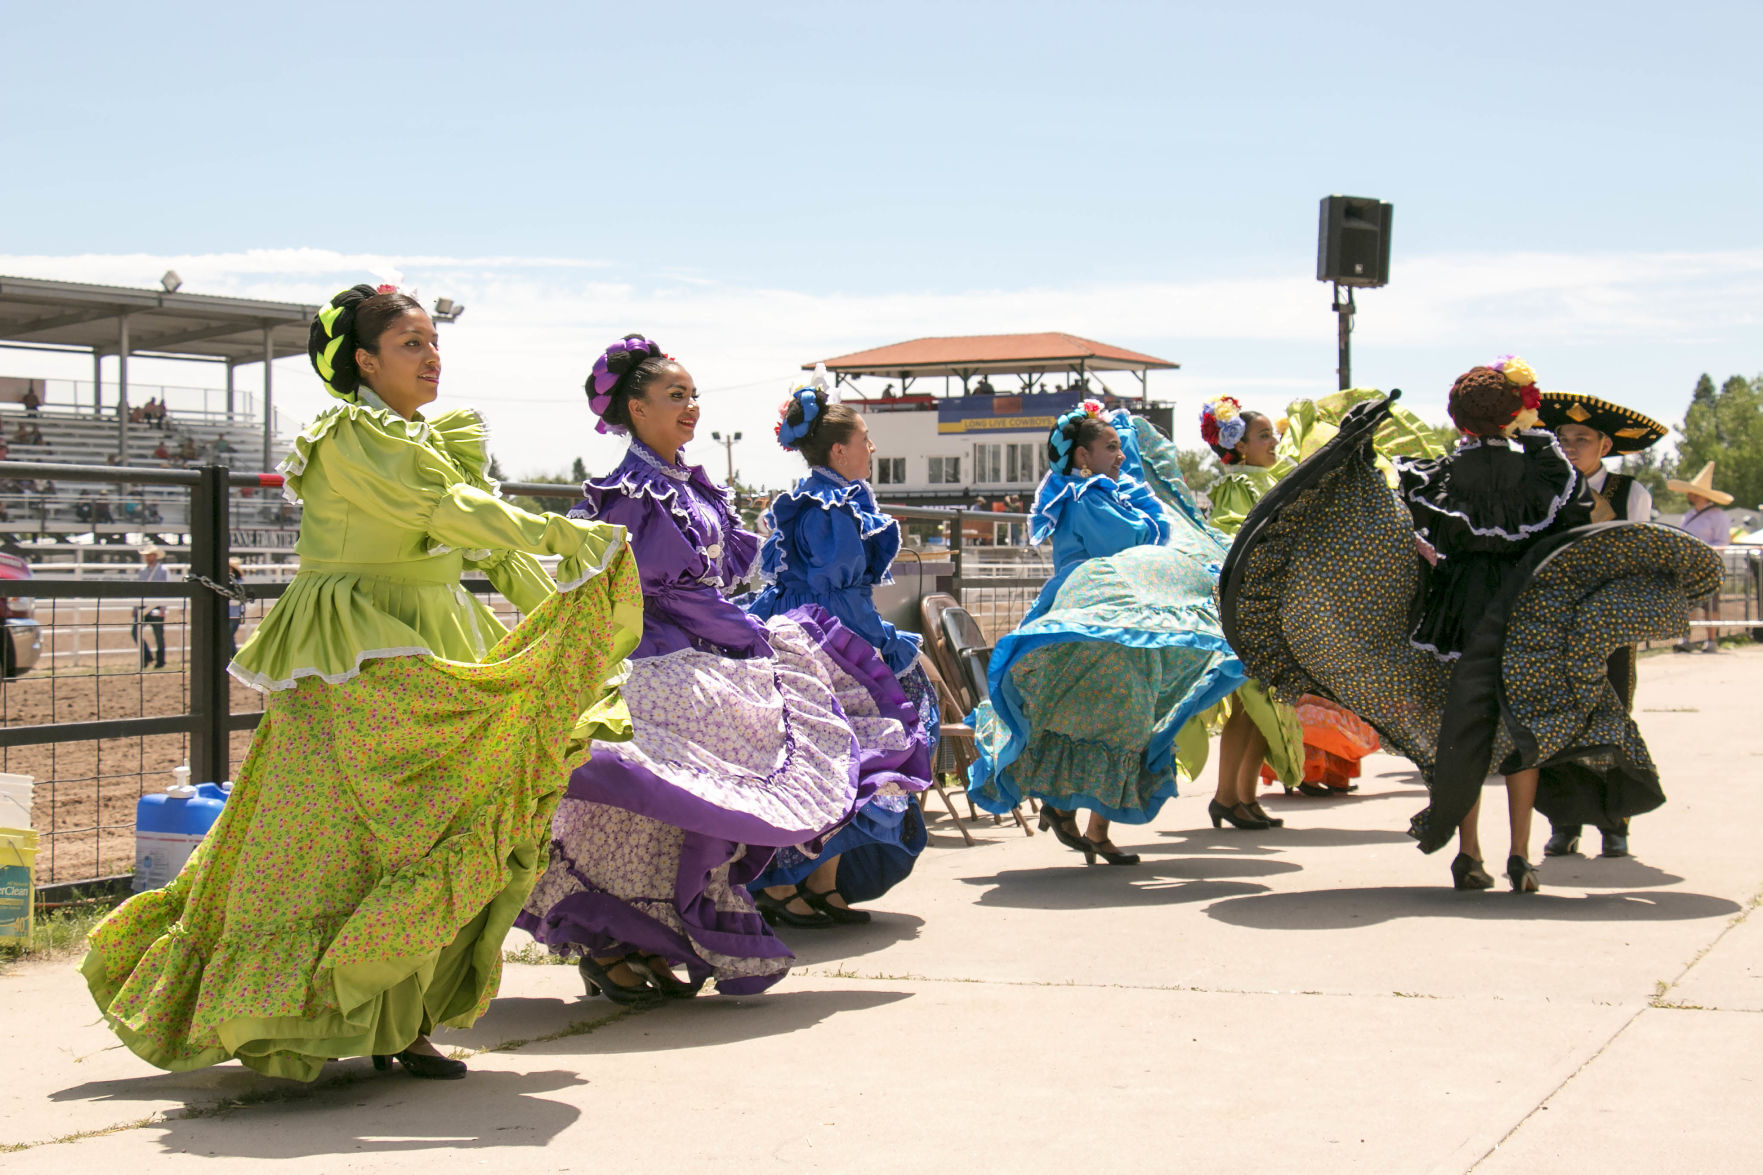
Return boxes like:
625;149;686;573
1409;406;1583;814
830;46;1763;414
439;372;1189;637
505;466;579;514
1177;448;1223;494
1617;446;1681;513
1676;373;1763;512
570;456;588;484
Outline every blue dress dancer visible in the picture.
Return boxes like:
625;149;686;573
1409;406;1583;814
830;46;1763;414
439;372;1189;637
968;400;1245;865
746;377;938;926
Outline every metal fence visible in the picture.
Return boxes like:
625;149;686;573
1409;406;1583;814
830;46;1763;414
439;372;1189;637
0;460;537;891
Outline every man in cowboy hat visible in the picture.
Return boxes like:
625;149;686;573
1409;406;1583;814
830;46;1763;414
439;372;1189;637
1666;461;1734;655
134;544;169;669
1536;392;1669;859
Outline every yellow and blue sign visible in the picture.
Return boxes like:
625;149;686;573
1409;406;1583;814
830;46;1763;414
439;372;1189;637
937;391;1083;435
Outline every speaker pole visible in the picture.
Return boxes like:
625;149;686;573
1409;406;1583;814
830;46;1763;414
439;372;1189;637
1332;282;1355;390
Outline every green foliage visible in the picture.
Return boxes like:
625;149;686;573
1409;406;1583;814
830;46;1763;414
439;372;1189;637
1177;448;1223;493
0;894;120;963
1676;373;1763;512
507;466;579;514
1617;447;1683;514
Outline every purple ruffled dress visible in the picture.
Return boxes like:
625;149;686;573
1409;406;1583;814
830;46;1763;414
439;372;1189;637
518;441;928;994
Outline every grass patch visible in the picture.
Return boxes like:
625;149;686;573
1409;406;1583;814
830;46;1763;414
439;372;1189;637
501;941;579;967
1;893;121;964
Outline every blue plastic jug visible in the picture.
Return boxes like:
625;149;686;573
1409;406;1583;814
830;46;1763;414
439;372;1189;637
133;781;228;891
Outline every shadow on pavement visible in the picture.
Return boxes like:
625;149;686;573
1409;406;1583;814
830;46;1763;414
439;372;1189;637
778;912;924;967
958;865;1271;910
1157;827;1417;852
140;1066;585;1157
517;987;913;1055
1540;856;1686;889
1204;886;1741;930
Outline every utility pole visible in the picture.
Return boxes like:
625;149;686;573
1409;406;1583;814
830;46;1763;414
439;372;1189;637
710;430;742;486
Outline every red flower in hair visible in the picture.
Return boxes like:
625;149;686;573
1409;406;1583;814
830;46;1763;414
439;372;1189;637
1520;385;1541;411
375;283;398;295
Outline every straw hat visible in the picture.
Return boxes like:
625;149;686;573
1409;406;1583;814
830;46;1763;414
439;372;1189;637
139;544;163;559
1666;461;1734;506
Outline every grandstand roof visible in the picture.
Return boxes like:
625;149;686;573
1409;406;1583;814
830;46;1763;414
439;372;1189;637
808;332;1179;379
0;275;317;364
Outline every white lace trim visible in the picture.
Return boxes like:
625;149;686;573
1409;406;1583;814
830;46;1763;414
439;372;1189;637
228;644;439;693
551;527;626;593
1400;429;1580;542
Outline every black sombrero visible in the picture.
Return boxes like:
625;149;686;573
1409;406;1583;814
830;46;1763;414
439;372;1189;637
1536;392;1666;454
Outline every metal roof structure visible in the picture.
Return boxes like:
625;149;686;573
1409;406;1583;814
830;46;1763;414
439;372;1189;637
810;332;1178;379
0;275;320;466
807;331;1178;404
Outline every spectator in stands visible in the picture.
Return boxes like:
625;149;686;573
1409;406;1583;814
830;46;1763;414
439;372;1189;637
20;385;40;415
152;440;170;461
143;498;161;523
178;436;198;462
24;423;43;446
155;399;170;429
133;544;169;669
0;438;10;460
94;496;114;525
105;452;121;466
120;499;142;522
75;493;94;524
11;423;28;444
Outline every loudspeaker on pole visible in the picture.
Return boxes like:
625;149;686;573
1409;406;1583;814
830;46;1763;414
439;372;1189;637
1317;196;1393;288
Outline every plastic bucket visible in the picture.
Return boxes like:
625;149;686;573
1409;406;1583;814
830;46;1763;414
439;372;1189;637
0;828;36;946
0;773;32;832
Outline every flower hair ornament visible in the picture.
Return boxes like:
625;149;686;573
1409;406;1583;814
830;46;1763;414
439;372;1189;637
586;334;668;435
1200;396;1247;453
1048;398;1107;472
773;364;835;449
1490;354;1543;432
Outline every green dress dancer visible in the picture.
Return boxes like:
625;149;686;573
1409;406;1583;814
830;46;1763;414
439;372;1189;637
82;288;643;1080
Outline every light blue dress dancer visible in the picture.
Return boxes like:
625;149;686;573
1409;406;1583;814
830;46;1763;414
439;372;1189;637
968;401;1244;861
745;380;937;924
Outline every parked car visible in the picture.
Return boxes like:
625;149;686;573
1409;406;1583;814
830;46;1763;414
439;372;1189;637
0;552;41;677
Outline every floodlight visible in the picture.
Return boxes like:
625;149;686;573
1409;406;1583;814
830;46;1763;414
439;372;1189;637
432;297;466;324
160;270;183;293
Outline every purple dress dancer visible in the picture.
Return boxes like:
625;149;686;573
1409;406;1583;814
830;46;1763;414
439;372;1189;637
519;438;928;994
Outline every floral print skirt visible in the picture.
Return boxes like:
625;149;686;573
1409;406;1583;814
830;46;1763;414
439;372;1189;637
80;559;642;1080
519;607;930;994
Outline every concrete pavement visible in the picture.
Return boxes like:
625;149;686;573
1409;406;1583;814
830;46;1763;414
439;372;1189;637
4;644;1760;1173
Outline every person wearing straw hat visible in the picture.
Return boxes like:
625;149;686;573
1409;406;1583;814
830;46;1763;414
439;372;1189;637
1667;462;1734;654
1536;392;1667;858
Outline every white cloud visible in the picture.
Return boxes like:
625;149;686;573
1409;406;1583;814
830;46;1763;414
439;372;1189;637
4;245;1760;489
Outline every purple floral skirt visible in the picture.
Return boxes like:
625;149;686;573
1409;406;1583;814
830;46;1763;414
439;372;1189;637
519;607;930;994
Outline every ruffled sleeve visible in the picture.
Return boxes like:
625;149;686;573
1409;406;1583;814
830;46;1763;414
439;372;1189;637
585;485;772;659
288;404;627;601
1033;473;1162;559
1123;414;1208;528
1207;472;1260;538
1399;430;1591;552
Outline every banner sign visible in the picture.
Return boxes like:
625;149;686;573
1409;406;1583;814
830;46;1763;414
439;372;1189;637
936;391;1081;435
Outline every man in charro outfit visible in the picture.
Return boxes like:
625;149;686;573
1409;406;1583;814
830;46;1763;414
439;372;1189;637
1536;391;1667;859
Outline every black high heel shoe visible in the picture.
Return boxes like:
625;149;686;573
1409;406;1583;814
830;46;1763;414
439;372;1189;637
1082;836;1141;866
1208;798;1270;830
629;955;706;1000
578;955;664;1005
373;1048;468;1080
1450;853;1494;891
754;886;835;929
801;885;872;924
1506;855;1541;893
1038;807;1095;861
1245;801;1284;828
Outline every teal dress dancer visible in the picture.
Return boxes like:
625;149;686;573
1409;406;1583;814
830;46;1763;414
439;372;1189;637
968;408;1245;823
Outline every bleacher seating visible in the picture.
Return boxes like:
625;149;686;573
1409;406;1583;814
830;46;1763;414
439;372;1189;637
0;400;297;542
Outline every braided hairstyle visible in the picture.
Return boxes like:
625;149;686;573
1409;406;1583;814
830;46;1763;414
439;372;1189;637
307;284;426;400
775;386;861;467
585;334;677;435
1447;367;1525;438
1046;407;1113;475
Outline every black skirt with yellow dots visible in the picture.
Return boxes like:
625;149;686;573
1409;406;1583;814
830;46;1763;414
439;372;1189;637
1220;394;1721;854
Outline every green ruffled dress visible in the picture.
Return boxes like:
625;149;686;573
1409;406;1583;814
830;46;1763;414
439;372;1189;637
81;397;643;1080
1206;463;1306;786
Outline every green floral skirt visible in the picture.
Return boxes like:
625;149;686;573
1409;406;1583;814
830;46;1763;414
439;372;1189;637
81;560;642;1080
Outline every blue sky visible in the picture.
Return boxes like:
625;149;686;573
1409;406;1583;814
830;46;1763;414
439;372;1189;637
3;1;1760;487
